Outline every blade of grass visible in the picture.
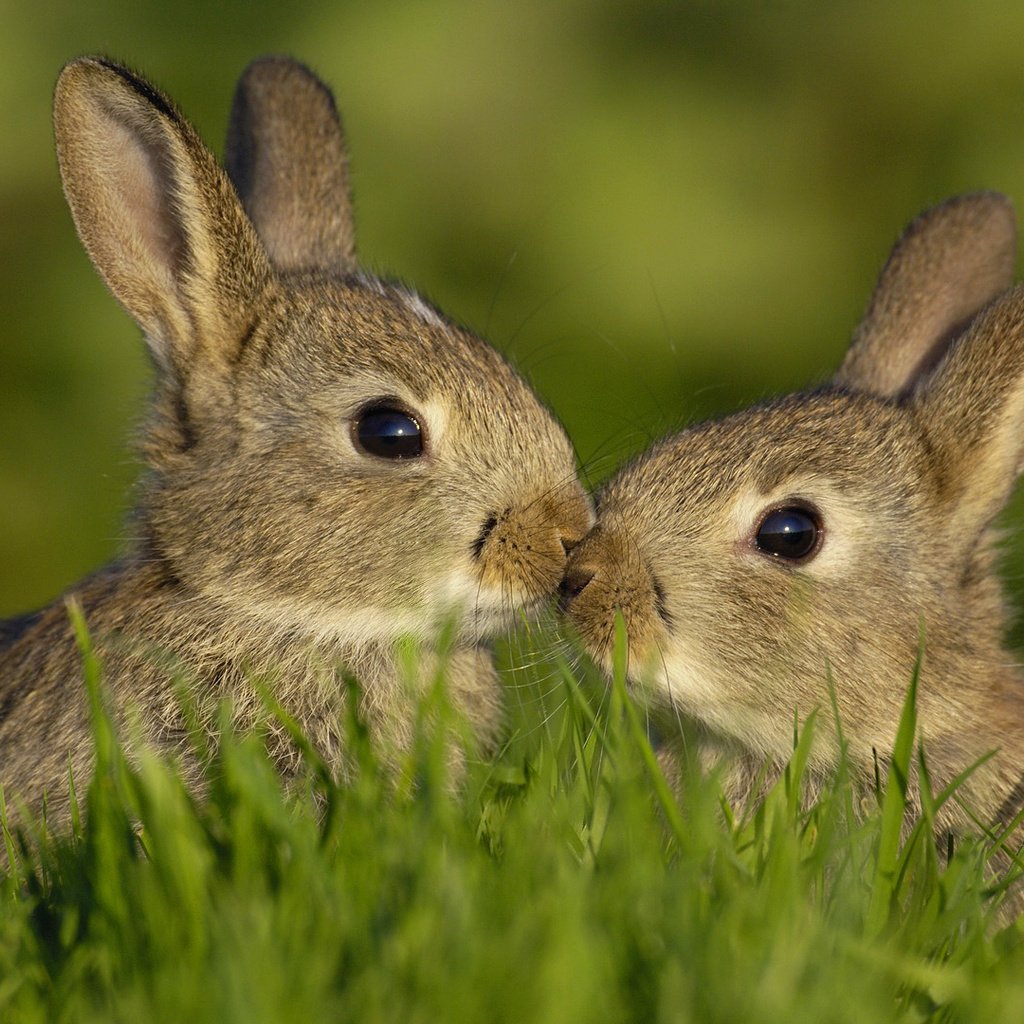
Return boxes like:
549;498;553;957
866;641;922;936
610;615;687;847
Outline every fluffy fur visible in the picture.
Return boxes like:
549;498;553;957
563;192;1024;836
0;57;592;815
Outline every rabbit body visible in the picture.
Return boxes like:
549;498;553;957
564;193;1024;835
0;57;592;812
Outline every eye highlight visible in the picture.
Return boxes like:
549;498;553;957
353;404;424;460
755;505;821;562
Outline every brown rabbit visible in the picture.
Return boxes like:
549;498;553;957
0;56;592;816
562;192;1024;838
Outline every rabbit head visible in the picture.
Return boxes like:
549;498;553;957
562;193;1024;803
52;56;592;653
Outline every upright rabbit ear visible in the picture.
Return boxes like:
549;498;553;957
224;56;357;274
912;283;1024;540
54;58;270;387
834;193;1017;399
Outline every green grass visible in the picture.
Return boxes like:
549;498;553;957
3;622;1024;1023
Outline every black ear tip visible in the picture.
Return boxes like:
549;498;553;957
57;56;180;125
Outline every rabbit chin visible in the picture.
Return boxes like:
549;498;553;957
228;570;548;652
630;646;802;764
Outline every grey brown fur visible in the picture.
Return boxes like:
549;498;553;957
563;192;1024;838
0;57;592;816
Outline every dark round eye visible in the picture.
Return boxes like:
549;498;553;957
354;406;424;460
755;506;821;562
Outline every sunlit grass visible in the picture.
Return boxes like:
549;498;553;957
2;617;1024;1022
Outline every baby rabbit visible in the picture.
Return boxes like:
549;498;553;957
562;192;1024;836
0;56;591;815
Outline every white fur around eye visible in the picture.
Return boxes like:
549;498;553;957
417;398;449;448
730;478;868;579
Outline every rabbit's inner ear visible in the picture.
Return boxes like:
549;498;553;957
113;127;184;280
54;59;271;385
834;193;1017;401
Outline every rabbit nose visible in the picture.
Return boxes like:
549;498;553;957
558;566;595;612
560;533;581;557
555;491;596;559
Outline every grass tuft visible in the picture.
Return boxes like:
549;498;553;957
1;624;1023;1021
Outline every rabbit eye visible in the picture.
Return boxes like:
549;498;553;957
353;405;424;460
755;506;821;562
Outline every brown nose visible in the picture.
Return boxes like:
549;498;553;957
557;503;593;559
559;532;580;557
558;566;595;613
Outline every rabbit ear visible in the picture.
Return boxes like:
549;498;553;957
912;283;1024;536
54;57;270;386
835;193;1016;399
224;56;356;274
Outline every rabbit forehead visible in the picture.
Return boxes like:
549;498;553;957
602;390;921;520
590;391;929;604
256;279;567;451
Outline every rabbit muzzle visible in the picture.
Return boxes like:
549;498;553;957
473;481;594;615
559;521;667;674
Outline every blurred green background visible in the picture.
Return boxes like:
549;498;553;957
4;0;1024;627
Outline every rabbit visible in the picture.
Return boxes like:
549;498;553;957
560;190;1024;841
0;56;593;819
